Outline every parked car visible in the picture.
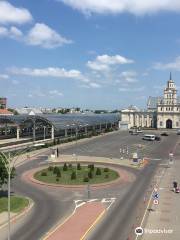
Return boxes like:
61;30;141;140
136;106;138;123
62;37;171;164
161;132;168;136
177;129;180;135
137;129;143;133
131;131;139;135
155;136;161;141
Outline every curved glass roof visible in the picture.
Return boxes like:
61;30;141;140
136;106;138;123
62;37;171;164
0;113;120;131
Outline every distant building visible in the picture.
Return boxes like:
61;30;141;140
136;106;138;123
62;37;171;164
121;74;180;129
0;109;13;115
0;97;7;109
15;107;43;115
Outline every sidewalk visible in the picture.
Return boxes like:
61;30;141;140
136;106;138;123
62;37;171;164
53;154;144;169
141;159;180;240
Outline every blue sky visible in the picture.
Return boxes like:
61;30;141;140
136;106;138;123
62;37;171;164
1;0;180;109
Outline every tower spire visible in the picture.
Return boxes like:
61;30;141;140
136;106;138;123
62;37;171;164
170;72;172;80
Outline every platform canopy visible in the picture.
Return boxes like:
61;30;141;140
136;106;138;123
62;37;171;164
0;113;120;131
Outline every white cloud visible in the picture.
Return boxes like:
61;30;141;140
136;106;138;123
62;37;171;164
49;90;63;96
10;26;23;37
80;82;101;88
0;74;9;79
9;67;83;79
154;56;180;71
0;25;23;39
119;86;144;92
0;23;72;49
26;23;72;49
120;71;138;83
59;0;180;16
0;1;33;24
89;82;101;88
87;54;134;71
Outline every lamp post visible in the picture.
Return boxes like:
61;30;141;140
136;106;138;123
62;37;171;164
0;143;44;240
0;151;14;240
43;126;46;140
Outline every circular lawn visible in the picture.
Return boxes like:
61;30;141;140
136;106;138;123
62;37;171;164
34;163;119;185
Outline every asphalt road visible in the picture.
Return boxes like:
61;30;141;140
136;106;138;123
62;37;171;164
1;130;179;240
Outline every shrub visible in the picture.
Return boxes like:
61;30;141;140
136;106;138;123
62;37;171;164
56;178;59;182
56;170;61;178
104;168;109;172
41;172;47;176
88;164;94;171
53;166;59;174
88;171;93;179
96;168;101;175
90;164;95;171
48;166;54;171
83;176;89;182
68;163;72;169
105;174;109;179
77;163;81;170
63;163;68;171
71;171;76;180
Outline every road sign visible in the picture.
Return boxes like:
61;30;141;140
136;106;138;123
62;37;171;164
153;199;159;205
153;192;159;199
135;227;143;236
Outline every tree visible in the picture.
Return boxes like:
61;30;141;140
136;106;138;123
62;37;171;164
0;155;15;188
77;163;81;170
56;169;61;178
88;171;93;179
53;166;59;174
63;163;68;171
71;171;76;180
96;168;101;175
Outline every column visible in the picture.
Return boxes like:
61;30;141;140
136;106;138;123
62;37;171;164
33;121;36;141
147;114;150;127
5;123;7;136
51;125;55;140
85;126;88;135
141;114;144;128
16;126;20;140
64;128;68;138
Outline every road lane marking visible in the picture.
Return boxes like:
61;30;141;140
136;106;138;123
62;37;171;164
79;209;106;240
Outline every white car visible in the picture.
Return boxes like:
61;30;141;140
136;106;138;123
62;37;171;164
137;129;143;133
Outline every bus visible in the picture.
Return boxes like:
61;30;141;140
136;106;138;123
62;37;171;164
142;134;155;141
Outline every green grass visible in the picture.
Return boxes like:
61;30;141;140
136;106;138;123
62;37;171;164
34;165;119;185
0;196;29;213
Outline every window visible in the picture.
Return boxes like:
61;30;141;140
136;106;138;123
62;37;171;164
161;107;163;111
176;122;179;127
160;121;163;126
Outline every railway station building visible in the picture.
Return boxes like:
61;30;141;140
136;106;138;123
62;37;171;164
121;74;180;129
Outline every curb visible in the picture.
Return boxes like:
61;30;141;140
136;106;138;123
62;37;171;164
0;197;34;229
23;162;136;190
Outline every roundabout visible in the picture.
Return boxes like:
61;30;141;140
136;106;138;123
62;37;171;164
34;163;120;186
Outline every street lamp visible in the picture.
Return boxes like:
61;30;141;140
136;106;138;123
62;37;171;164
43;126;46;140
0;143;44;240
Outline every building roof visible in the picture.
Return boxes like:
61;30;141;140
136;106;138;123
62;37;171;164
0;109;13;115
15;108;43;115
0;113;120;130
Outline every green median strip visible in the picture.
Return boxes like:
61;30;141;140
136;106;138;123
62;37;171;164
0;196;29;213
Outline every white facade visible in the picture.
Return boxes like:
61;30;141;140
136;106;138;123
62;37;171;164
121;75;180;129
